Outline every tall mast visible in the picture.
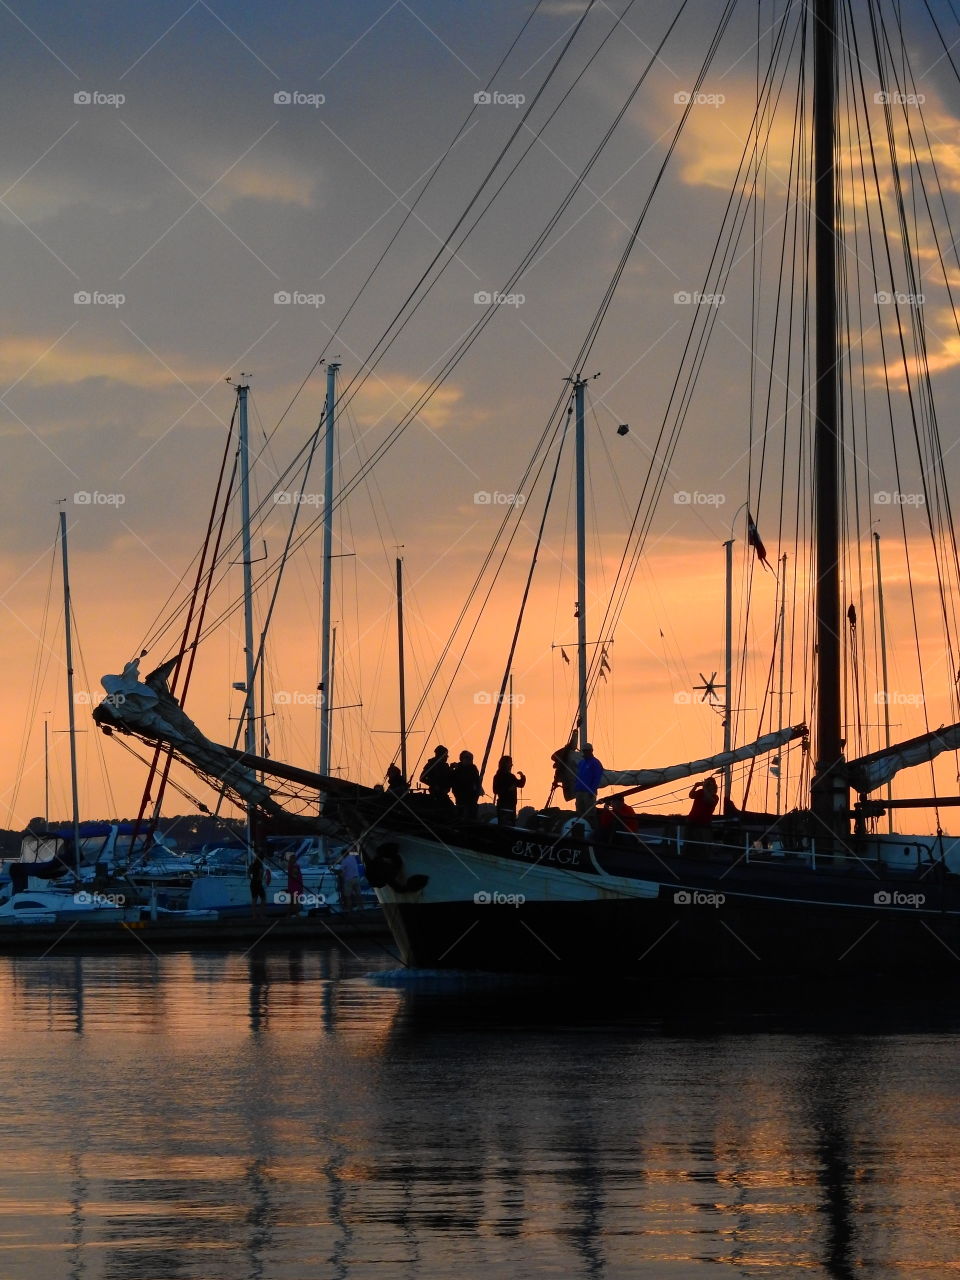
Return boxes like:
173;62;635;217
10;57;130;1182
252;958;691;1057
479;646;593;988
58;511;81;877
396;554;408;780
777;552;788;815
722;538;734;804
811;0;845;837
319;362;339;778
574;376;588;749
236;383;257;766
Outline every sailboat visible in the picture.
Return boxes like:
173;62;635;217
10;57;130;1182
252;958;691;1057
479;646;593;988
94;0;960;976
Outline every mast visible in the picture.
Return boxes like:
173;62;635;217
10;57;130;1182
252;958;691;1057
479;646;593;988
810;0;846;837
319;362;339;778
777;552;788;814
58;512;82;877
44;717;50;824
574;376;588;749
396;554;408;780
236;383;257;767
873;532;893;832
722;538;734;804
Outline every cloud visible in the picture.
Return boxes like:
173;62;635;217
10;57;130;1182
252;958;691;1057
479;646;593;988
0;334;223;391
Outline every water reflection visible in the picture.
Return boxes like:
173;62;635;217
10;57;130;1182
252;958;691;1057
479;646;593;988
1;952;959;1277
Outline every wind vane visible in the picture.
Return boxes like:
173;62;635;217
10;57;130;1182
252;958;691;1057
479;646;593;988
693;671;723;704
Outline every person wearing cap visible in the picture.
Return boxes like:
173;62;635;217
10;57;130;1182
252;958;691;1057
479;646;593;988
574;743;604;824
419;745;453;800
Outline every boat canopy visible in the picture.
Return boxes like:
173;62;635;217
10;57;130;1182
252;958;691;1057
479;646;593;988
599;725;807;791
846;722;960;793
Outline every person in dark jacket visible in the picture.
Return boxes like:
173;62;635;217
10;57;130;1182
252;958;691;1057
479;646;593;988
492;756;526;824
386;763;409;796
419;746;452;799
450;750;483;819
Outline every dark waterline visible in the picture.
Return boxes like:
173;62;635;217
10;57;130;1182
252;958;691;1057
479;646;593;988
1;946;959;1278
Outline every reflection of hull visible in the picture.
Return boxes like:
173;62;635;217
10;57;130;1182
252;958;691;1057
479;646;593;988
359;812;960;978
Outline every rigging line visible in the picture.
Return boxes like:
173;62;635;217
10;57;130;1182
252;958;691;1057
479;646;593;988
256;0;554;445
575;0;802;713
130;401;238;836
143;0;689;657
479;403;570;782
7;527;58;824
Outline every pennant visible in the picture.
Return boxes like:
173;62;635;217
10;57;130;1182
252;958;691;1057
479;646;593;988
747;511;768;565
561;648;571;665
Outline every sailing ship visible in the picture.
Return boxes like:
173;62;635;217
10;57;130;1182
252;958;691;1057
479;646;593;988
94;0;960;976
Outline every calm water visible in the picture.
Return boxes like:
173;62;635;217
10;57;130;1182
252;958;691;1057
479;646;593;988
1;944;959;1278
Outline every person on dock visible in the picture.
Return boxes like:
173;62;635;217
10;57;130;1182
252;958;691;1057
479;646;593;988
285;852;305;914
450;750;483;819
419;745;452;801
386;763;410;796
337;849;363;912
249;851;268;919
574;743;604;826
492;756;526;824
683;777;719;855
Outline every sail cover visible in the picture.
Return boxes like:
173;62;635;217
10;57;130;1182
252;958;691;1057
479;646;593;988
94;659;277;812
600;725;807;790
846;722;960;793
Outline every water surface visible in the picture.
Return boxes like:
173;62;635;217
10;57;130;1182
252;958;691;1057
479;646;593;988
1;944;959;1278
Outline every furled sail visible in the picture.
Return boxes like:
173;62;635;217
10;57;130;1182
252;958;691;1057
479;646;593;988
94;658;278;812
846;722;960;793
600;725;807;790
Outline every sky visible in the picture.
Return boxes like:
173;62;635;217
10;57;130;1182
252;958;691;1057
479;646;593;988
5;0;960;836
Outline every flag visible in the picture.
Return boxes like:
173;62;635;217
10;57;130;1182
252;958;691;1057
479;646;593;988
561;648;571;665
599;648;611;681
747;511;768;565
